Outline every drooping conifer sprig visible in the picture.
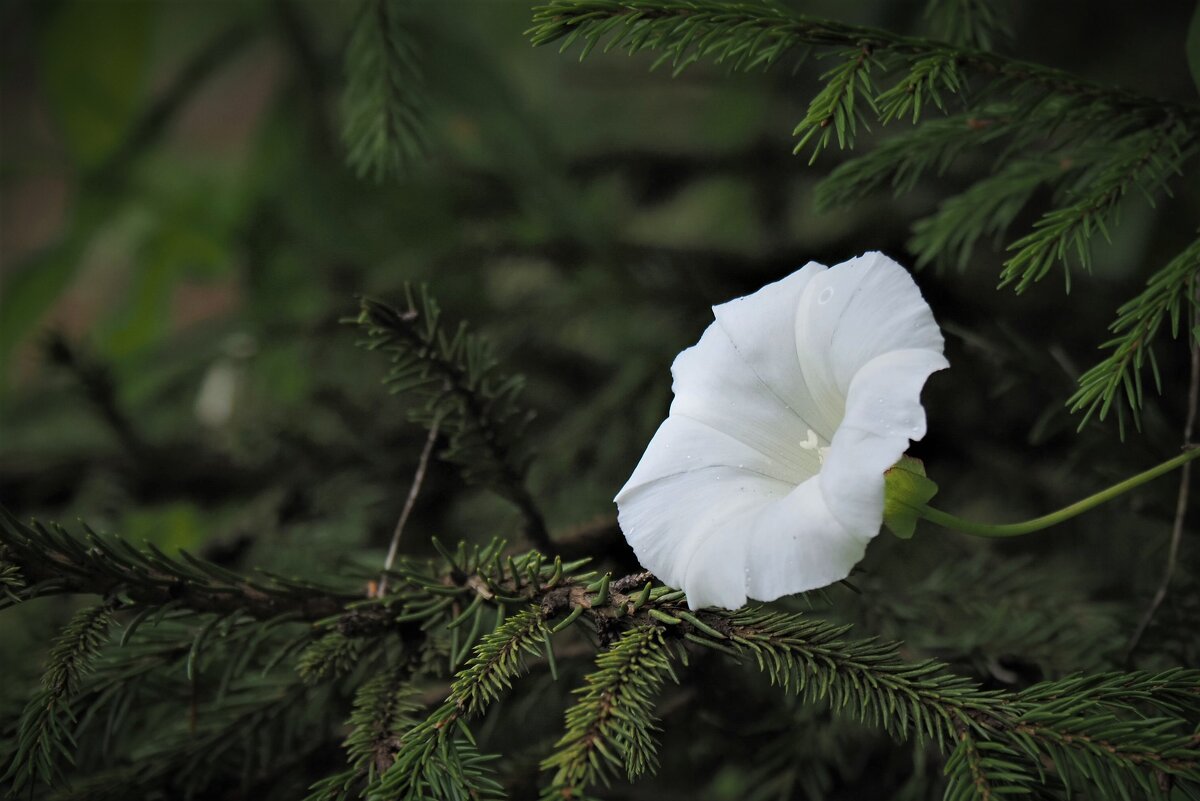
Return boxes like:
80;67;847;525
342;0;429;180
1;603;115;794
370;609;550;801
356;290;550;551
999;119;1193;293
307;668;424;801
1070;237;1200;431
540;624;677;799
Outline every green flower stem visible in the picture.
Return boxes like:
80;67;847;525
917;448;1200;538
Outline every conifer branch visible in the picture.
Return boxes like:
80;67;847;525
297;632;366;686
307;668;424;801
4;512;1197;798
923;0;1011;51
910;157;1069;271
528;0;1200;129
449;606;550;715
342;0;428;180
540;625;676;798
0;509;366;624
357;291;549;551
813;110;1019;209
1070;237;1200;430
373;610;548;801
1001;120;1194;292
793;47;881;162
1;603;115;793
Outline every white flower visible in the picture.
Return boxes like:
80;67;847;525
614;252;948;610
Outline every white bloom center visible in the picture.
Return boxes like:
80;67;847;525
797;428;831;464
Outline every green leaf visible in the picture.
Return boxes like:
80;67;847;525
41;0;155;168
883;456;939;539
1188;2;1200;96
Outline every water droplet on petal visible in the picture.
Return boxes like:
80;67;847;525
818;287;835;305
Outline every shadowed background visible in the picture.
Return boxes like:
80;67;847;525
1;0;1197;798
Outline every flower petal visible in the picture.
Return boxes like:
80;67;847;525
710;262;836;441
617;461;791;608
819;348;949;536
621;279;831;493
743;477;864;604
795;252;944;424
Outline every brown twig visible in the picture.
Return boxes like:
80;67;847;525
376;418;441;598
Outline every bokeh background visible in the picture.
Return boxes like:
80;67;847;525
1;0;1197;797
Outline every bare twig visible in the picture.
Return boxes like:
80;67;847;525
376;418;441;598
1126;279;1199;660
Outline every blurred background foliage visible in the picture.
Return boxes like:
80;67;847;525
0;0;1197;797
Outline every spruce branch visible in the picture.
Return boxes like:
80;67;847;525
0;509;371;625
307;667;424;801
373;610;548;801
1069;237;1200;430
923;0;1012;51
342;0;428;180
909;156;1071;271
449;606;550;716
297;632;367;686
792;46;881;162
528;0;1200;131
1070;237;1200;431
357;291;549;551
5;512;1197;798
1;603;115;794
814;110;1019;209
1001;120;1194;292
540;625;676;798
875;52;963;125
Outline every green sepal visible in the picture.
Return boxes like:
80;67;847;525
883;456;939;539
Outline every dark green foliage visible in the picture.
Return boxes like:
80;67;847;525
793;48;882;162
1000;120;1194;292
0;509;361;620
342;0;428;180
1070;237;1200;431
923;0;1011;51
357;292;548;549
448;606;549;715
297;632;366;686
541;624;676;798
528;0;1200;426
3;1;1199;799
2;604;114;793
1;509;1198;800
306;669;422;801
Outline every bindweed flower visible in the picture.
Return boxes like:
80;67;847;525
615;253;948;610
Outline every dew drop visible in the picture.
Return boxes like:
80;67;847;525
817;287;835;305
